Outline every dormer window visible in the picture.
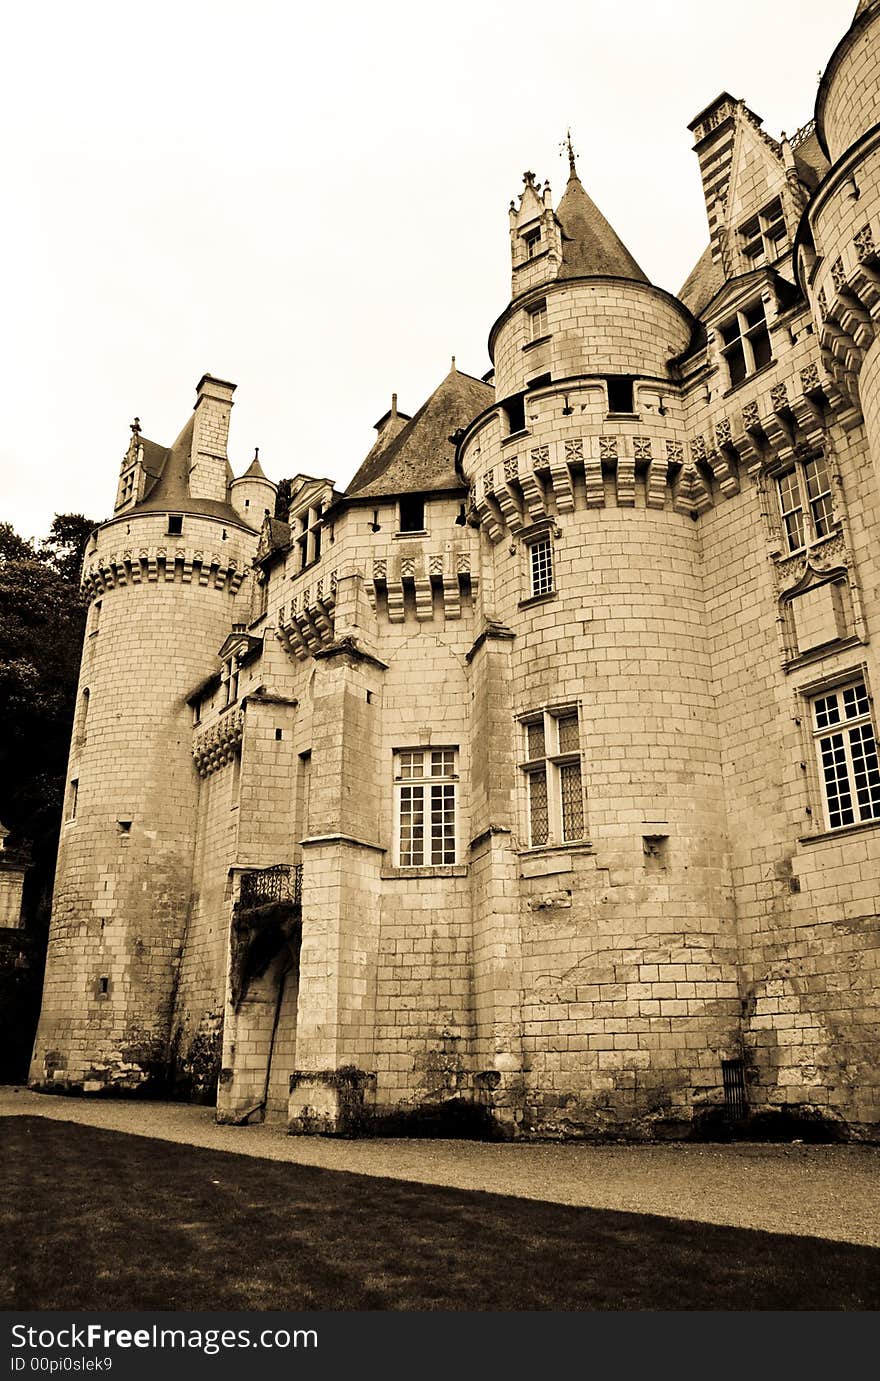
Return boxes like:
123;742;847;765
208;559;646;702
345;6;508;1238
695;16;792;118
527;300;548;341
719;300;772;387
740;198;786;268
295;503;323;570
523;227;541;259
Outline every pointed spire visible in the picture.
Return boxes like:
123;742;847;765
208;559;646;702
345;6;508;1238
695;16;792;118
243;446;268;481
555;174;648;283
561;128;579;181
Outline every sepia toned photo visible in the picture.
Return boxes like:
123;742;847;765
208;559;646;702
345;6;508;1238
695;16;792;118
1;0;878;1351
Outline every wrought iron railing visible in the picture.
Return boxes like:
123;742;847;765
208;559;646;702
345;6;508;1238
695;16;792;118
789;118;816;152
237;862;302;912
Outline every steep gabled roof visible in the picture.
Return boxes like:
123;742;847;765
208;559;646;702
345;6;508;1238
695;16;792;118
678;243;725;318
792;130;830;189
135;415;246;524
346;366;494;500
555;171;649;283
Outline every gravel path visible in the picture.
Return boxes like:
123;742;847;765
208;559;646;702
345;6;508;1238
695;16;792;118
2;1086;878;1247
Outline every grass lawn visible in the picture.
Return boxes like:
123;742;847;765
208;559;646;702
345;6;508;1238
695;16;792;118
2;1116;879;1310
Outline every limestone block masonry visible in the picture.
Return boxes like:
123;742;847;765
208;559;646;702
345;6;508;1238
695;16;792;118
29;2;880;1139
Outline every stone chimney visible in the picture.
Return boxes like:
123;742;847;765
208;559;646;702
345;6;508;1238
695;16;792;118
190;374;236;503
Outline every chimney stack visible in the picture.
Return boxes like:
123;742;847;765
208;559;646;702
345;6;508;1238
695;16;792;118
190;374;236;503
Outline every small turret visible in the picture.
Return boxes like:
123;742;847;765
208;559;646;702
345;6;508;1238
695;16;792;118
492;140;692;398
509;170;563;295
230;449;278;527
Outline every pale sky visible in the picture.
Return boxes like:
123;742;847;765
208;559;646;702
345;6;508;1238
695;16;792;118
1;0;850;540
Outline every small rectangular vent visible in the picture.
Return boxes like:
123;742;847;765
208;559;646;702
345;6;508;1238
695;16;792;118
721;1058;747;1119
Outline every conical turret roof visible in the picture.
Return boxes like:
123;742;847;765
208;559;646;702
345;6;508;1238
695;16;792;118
241;450;269;481
555;170;648;283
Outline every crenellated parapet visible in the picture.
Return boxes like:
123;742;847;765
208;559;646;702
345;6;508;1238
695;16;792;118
807;213;880;406
461;356;859;536
687;360;857;495
367;547;477;623
275;571;338;659
81;544;247;600
192;708;244;778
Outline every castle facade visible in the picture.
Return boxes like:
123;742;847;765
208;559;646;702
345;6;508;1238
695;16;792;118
30;1;880;1138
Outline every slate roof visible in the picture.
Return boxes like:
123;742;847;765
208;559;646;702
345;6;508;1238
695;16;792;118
241;452;270;481
678;244;725;317
346;366;494;500
792;129;830;188
134;415;251;526
555;171;649;283
678;127;829;319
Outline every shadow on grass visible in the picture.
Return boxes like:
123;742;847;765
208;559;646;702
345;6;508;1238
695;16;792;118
2;1117;879;1310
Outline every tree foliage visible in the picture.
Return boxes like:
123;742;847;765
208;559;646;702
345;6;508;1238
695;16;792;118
0;514;97;924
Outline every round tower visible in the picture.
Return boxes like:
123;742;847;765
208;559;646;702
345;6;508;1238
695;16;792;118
462;158;740;1135
799;1;880;475
230;449;277;527
30;376;261;1093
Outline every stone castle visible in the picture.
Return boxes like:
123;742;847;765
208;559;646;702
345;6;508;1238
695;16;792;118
30;1;880;1138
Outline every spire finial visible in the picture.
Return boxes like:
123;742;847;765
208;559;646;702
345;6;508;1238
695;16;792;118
561;129;578;179
451;355;456;371
254;446;259;460
522;170;536;186
131;416;141;436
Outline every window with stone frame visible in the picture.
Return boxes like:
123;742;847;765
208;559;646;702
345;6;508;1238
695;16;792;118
398;494;426;533
775;451;835;554
527;299;548;342
520;708;584;847
809;679;880;831
526;533;554;599
295;502;323;570
393;748;458;867
523;226;541;260
252;571;269;622
223;658;240;708
739;197;787;268
719;299;772;387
